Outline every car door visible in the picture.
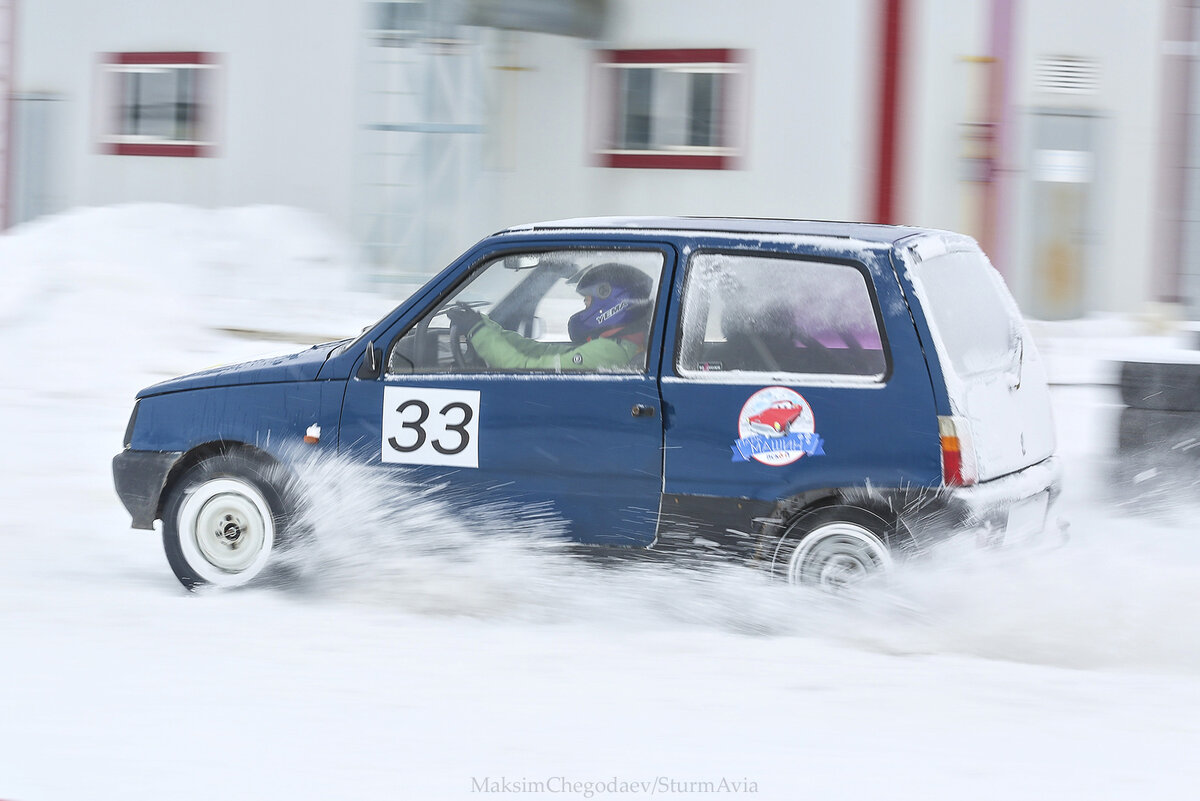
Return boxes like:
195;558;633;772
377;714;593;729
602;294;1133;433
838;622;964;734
659;242;941;509
338;242;675;546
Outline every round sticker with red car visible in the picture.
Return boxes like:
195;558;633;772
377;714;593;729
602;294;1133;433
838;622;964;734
733;387;825;466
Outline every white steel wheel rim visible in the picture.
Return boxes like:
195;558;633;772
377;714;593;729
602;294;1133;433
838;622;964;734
787;522;892;589
177;478;275;587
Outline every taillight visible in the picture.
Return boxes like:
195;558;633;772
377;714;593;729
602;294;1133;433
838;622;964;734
938;416;977;487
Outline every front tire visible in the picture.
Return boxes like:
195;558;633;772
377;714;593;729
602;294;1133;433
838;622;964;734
773;505;902;590
162;454;288;591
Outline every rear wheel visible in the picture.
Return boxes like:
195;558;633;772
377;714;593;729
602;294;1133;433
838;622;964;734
162;453;289;590
773;505;901;590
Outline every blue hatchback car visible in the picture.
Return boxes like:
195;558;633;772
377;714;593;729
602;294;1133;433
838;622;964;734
113;218;1061;590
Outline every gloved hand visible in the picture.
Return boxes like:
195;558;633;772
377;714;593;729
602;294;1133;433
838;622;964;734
444;303;483;332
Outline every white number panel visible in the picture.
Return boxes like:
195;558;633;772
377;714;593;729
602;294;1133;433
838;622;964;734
381;386;481;468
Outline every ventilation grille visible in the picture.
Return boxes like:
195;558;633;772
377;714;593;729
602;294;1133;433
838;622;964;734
1035;56;1099;94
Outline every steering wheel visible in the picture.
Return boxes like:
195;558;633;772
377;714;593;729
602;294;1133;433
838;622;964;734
441;303;488;370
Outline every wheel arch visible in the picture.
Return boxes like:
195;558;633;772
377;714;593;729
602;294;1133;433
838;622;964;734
156;441;286;522
768;488;916;563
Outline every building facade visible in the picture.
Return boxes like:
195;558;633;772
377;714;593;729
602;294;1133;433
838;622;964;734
3;0;1194;316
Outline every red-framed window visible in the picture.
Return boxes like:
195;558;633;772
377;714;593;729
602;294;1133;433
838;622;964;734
592;48;747;170
98;52;219;157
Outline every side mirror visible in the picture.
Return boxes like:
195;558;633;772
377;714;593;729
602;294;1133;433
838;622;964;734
357;341;382;379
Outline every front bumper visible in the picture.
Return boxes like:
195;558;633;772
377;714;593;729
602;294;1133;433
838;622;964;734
112;449;184;529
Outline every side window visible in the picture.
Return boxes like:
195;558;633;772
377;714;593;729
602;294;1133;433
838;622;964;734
387;249;665;375
677;253;887;379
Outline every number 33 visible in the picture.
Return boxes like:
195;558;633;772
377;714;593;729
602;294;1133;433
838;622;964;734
387;399;473;455
381;387;480;467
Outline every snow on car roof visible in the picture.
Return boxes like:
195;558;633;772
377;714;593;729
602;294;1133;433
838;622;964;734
501;216;933;244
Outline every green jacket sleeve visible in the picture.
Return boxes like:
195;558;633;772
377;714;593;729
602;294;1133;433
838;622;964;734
468;316;642;371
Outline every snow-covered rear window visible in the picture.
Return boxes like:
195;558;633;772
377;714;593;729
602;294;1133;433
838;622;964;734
677;252;886;378
911;249;1019;377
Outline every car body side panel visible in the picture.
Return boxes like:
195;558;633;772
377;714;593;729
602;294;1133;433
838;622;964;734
338;374;665;546
130;381;345;460
113;219;1064;560
658;239;942;502
334;235;681;547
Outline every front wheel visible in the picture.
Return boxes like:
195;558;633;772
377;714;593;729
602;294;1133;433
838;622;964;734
772;505;902;590
161;454;289;590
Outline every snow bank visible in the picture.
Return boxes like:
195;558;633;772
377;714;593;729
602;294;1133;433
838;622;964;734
2;203;359;321
0;204;399;400
0;203;404;586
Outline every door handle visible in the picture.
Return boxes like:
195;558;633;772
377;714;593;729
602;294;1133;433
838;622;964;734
631;404;656;418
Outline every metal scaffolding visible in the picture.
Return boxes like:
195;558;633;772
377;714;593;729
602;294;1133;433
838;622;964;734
354;1;488;283
353;0;606;283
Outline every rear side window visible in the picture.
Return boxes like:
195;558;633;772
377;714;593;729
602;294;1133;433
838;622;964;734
677;252;887;378
910;250;1020;377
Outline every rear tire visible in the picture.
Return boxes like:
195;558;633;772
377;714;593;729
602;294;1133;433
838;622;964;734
772;505;902;590
161;453;290;591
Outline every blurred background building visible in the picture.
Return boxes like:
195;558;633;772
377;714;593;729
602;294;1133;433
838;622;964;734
2;0;1199;318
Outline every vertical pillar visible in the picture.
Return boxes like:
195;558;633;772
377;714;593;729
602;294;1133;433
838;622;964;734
1153;1;1194;304
872;0;905;224
1179;2;1200;316
982;0;1015;275
0;0;17;231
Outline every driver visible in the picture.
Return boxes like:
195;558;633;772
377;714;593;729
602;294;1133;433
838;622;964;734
445;263;653;371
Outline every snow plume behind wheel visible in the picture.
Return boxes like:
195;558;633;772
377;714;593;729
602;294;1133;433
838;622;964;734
270;454;578;611
161;448;581;599
264;453;816;628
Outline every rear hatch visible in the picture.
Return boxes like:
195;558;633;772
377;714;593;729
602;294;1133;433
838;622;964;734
904;239;1056;482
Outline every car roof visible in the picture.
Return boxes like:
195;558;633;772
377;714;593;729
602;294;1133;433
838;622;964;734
499;216;933;246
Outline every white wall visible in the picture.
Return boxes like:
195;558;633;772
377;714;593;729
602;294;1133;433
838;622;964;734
1012;0;1165;314
15;0;1171;314
477;0;875;233
904;0;989;234
16;0;360;232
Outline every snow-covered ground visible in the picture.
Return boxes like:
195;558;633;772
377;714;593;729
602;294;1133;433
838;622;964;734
2;206;1199;800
